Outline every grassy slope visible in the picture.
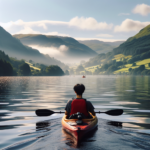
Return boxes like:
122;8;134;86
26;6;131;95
85;65;101;73
127;24;150;42
80;54;150;74
25;61;41;71
114;58;150;74
113;24;150;55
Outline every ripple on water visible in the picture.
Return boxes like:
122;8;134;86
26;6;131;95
2;118;150;150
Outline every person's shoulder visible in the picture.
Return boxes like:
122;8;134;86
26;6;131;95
67;99;74;103
83;98;89;102
85;99;92;105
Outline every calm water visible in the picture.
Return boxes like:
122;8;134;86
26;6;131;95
0;76;150;150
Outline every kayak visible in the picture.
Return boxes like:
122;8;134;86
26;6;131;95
61;113;98;144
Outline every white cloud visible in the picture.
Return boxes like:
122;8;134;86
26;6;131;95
16;26;41;34
132;4;150;16
96;34;113;38
1;19;68;35
114;19;150;32
69;17;113;30
16;27;70;36
1;17;113;35
118;13;130;16
6;22;69;36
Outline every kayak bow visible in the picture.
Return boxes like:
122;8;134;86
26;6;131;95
61;114;98;144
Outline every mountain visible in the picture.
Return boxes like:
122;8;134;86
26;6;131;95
113;24;150;55
84;24;150;68
13;34;97;63
78;40;124;54
0;26;67;69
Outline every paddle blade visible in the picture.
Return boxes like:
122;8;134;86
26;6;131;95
36;109;54;116
105;109;123;116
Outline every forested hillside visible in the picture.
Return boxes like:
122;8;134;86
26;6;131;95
73;24;150;75
0;50;64;76
113;25;150;56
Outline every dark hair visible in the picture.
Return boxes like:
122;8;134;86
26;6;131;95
74;84;85;95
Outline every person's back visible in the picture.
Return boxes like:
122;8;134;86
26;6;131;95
65;84;95;118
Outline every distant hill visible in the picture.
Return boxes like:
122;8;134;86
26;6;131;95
78;40;124;54
0;26;67;70
13;34;97;62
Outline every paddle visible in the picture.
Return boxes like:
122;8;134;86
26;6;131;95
35;109;123;117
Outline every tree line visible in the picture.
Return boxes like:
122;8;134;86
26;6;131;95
0;50;65;76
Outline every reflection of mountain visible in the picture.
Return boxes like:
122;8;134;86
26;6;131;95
0;26;67;69
79;40;124;54
13;34;97;61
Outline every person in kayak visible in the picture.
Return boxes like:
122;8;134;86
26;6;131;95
65;84;95;118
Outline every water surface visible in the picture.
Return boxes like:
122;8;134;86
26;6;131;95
0;76;150;149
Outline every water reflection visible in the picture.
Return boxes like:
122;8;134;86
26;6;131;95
36;121;51;131
62;129;78;148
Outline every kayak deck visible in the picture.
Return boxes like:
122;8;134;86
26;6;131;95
62;114;98;144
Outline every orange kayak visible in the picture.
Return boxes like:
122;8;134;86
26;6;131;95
61;114;98;144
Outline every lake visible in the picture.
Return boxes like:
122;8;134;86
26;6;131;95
0;76;150;150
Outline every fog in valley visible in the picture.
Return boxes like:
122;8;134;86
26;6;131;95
29;44;91;64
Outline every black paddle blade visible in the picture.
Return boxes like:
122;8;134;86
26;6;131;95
105;109;123;116
35;109;54;116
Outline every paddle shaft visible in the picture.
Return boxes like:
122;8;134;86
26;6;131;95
35;109;123;116
54;111;65;113
96;111;108;113
49;111;110;114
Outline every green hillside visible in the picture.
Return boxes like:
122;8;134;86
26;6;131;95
113;24;150;56
76;24;150;75
127;24;150;42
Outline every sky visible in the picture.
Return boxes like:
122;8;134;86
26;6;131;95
0;0;150;42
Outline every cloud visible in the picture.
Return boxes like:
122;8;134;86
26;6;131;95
96;34;113;38
16;26;41;34
1;19;68;35
15;26;70;36
118;13;130;16
69;17;113;30
132;4;150;16
1;17;113;36
114;19;150;32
